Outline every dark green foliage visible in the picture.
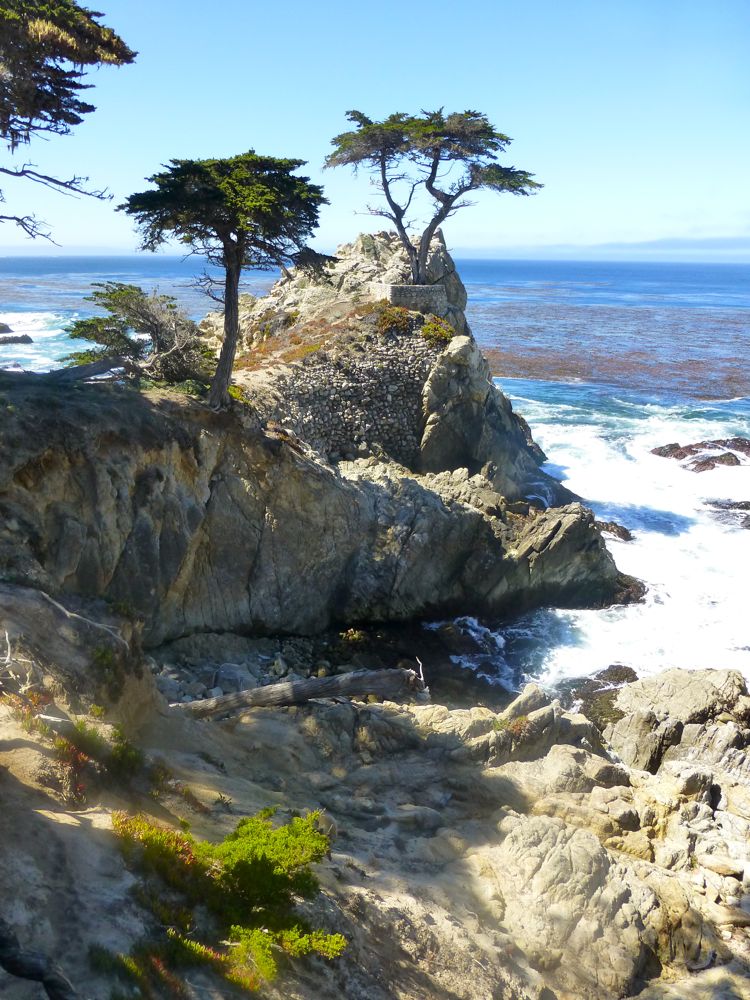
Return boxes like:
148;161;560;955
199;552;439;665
65;281;210;384
121;152;328;407
107;809;346;994
0;1;135;238
327;109;541;284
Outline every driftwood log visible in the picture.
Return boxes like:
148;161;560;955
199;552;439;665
175;667;425;720
45;356;127;382
0;918;78;999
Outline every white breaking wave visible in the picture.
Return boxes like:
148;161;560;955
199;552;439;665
0;310;80;372
513;386;750;686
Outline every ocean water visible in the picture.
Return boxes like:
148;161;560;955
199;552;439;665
1;254;749;689
448;381;750;690
0;255;274;371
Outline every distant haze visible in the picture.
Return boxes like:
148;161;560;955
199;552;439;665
3;235;750;264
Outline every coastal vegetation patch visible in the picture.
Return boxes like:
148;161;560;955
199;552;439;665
94;808;345;996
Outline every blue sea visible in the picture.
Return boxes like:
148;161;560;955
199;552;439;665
2;254;749;688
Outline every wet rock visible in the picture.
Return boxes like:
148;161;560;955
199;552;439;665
652;437;750;471
705;499;750;529
690;453;740;472
0;334;32;345
558;664;639;732
595;519;634;540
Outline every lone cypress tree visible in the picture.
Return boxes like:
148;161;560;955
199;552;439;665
122;152;326;407
326;109;541;284
0;0;135;238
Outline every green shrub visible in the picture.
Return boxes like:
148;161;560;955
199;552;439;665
106;809;346;995
227;384;250;403
492;714;531;742
420;316;453;348
375;304;412;335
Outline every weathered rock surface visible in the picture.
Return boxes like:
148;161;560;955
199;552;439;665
199;231;570;504
0;383;624;645
604;669;750;774
201;229;470;349
652;438;750;472
2;625;749;999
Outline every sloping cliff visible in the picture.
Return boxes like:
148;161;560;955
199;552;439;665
0;378;622;646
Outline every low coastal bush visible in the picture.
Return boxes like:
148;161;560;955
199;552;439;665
420;316;453;348
374;304;412;336
65;282;211;385
492;714;532;742
97;808;345;996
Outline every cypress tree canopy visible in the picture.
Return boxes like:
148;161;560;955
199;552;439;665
327;108;541;284
121;153;326;270
122;151;327;407
0;0;135;150
0;0;134;238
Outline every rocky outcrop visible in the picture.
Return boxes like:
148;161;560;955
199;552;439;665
0;334;32;345
200;230;470;351
417;335;561;502
0;382;624;646
652;438;750;472
205;232;572;504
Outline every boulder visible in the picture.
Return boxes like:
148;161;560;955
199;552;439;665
489;815;660;996
614;669;747;726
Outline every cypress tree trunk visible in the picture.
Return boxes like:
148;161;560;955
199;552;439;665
208;254;241;408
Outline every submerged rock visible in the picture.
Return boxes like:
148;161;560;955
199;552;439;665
705;498;750;530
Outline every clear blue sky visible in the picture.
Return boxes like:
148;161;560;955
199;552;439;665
2;0;749;258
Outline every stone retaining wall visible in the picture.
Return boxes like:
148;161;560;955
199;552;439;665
369;282;449;315
248;327;440;465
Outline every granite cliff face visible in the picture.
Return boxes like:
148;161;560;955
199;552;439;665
0;381;622;646
205;231;569;503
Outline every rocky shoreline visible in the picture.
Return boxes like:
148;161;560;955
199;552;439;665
0;588;749;999
1;234;747;998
